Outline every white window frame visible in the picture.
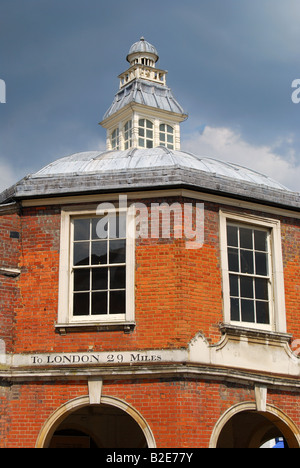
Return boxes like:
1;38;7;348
58;205;135;328
220;210;287;333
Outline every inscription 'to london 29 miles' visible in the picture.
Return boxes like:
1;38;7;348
30;352;163;366
10;349;186;367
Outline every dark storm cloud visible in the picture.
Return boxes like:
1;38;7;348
0;0;299;191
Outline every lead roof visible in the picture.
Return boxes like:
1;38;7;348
0;147;299;211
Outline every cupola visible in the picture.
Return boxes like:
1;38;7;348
100;37;188;151
126;37;159;67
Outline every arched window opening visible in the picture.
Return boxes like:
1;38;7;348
111;128;120;150
124;120;132;150
159;124;174;150
138;119;153;149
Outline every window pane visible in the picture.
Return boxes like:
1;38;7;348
240;250;254;274
254;230;268;252
74;242;89;266
74;219;90;241
125;120;131;131
230;298;240;321
139;128;144;137
229;274;239;297
139;119;145;126
241;299;255;323
167;134;173;143
240;276;254;299
255;278;269;300
72;212;128;321
146;139;153;148
92;267;108;291
146;120;153;129
256;301;270;324
160;124;165;131
146;130;153;139
228;248;239;272
73;293;89;316
92;292;108;315
110;266;126;289
110;291;126;315
167;125;173;133
138;138;145;147
110;239;126;264
160;133;166;142
255;252;268;276
116;213;126;239
91;241;107;265
227;222;272;327
74;269;90;291
227;225;238;247
240;227;253;249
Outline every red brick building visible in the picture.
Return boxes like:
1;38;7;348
0;38;300;448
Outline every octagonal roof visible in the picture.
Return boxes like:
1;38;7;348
1;147;298;211
30;148;289;191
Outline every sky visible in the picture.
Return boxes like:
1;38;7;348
0;0;300;193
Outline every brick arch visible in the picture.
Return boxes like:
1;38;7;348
209;402;300;448
35;394;156;448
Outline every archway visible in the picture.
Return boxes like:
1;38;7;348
210;402;300;449
36;395;156;448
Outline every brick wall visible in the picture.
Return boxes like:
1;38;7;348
0;195;300;448
2;378;300;448
1;197;299;353
0;209;21;352
14;206;61;352
281;217;300;339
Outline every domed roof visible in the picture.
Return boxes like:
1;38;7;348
31;148;288;192
2;146;297;209
127;37;159;63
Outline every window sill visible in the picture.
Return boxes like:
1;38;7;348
219;323;292;345
55;321;136;335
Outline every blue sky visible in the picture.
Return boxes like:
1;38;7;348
0;0;300;192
